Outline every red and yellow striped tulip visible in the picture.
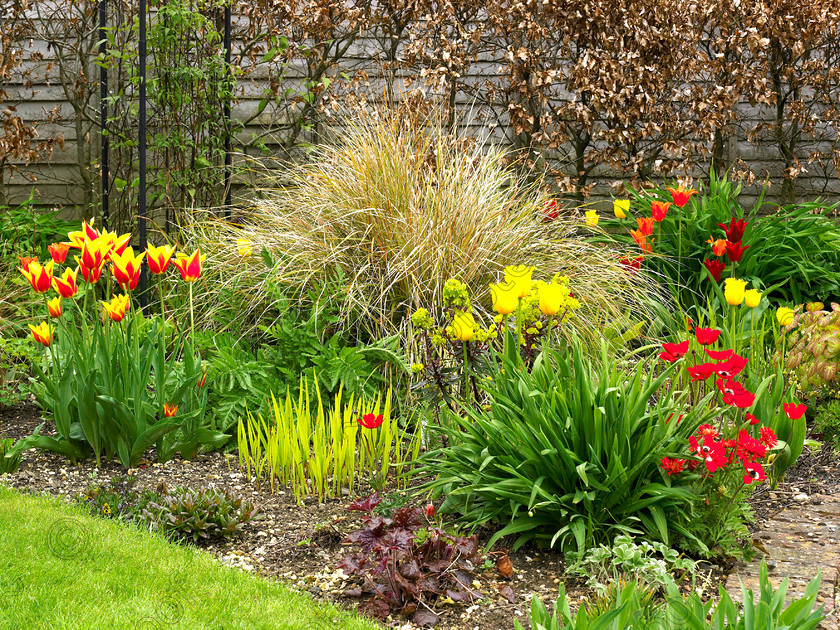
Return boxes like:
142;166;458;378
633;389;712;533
76;256;104;284
47;296;63;318
102;294;131;323
172;249;206;282
52;267;79;298
20;260;55;293
99;229;132;260
146;244;176;275
48;242;70;264
163;403;178;418
80;237;106;271
29;322;53;347
111;247;146;291
67;220;101;248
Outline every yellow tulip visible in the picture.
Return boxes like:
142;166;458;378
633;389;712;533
504;265;534;299
490;280;519;315
237;238;254;257
744;289;762;308
723;278;747;306
451;311;475;342
613;200;630;219
584;210;599;227
539;282;563;316
776;307;795;326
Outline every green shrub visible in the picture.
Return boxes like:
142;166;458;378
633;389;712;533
518;561;824;630
139;485;258;543
421;340;714;554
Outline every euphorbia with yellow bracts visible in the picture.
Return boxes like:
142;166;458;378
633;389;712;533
14;220;226;469
409;266;580;408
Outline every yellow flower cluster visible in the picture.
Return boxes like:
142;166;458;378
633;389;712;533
723;278;762;308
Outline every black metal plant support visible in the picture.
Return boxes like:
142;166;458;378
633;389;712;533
138;0;148;310
224;3;232;218
99;0;109;231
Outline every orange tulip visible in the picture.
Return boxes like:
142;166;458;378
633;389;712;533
163;403;178;418
53;267;79;298
29;322;53;347
172;249;206;282
102;294;131;323
651;200;671;222
111;247;146;291
48;242;70;264
706;237;727;257
20;260;55;293
47;296;63;318
631;229;653;253
666;184;698;208
146;244;176;275
636;217;654;237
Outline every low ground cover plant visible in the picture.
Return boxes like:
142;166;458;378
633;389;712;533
81;474;258;544
337;494;485;627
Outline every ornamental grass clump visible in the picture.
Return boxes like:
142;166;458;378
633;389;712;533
185;108;651;343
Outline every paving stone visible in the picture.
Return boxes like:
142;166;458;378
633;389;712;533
725;493;840;630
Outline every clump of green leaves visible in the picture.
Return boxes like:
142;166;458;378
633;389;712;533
568;535;696;596
80;475;258;544
814;399;840;452
139;485;258;544
421;339;713;554
0;438;24;474
518;561;824;630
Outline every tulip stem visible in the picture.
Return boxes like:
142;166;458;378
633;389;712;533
188;282;195;342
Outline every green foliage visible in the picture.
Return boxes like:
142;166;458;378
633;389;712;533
238;377;421;503
421;340;715;554
568;535;696;596
814;399;840;451
138;485;258;544
0;332;37;410
0;438;24;474
0;193;80;260
25;313;227;468
80;474;258;544
600;171;840;310
518;562;824;630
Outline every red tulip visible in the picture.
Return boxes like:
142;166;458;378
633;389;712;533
636;217;654;236
718;217;748;243
357;413;384;429
666;185;697;208
725;240;750;263
783;403;807;420
48;242;70;264
619;255;643;273
703;259;726;283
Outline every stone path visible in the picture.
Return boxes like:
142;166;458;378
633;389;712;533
725;493;840;629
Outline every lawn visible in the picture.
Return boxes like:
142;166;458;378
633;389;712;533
0;484;378;630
